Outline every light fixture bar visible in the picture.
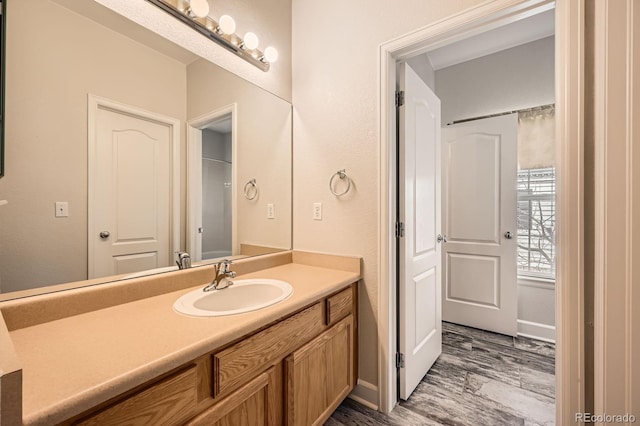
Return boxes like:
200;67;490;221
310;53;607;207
145;0;270;72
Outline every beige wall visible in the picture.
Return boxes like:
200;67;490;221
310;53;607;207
187;59;292;252
0;0;187;292
291;0;486;391
435;36;555;124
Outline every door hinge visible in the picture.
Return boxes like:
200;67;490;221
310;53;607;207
395;90;405;107
396;352;405;369
395;221;405;238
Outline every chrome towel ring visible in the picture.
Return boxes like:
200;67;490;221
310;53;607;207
243;179;258;200
329;169;351;197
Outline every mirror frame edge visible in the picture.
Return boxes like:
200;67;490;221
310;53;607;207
1;0;5;178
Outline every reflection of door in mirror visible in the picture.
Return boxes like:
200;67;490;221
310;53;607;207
201;118;233;260
88;97;180;279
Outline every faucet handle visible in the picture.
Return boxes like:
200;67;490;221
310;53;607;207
175;251;191;269
221;259;232;273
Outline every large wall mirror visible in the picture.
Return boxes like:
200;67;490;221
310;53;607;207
0;0;292;298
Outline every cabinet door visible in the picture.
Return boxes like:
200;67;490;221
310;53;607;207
285;315;355;426
186;367;277;426
76;366;197;426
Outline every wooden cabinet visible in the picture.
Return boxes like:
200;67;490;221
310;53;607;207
213;303;325;396
76;366;198;426
285;315;355;426
186;367;277;426
64;283;357;426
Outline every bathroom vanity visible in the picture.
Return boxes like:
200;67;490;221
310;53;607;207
0;251;361;426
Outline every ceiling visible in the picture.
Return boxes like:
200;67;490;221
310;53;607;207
425;8;555;71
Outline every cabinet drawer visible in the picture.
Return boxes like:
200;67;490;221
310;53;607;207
77;366;197;426
213;302;325;396
326;286;353;326
186;367;277;426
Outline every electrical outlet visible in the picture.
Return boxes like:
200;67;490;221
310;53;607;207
55;201;69;218
313;202;322;220
267;203;275;219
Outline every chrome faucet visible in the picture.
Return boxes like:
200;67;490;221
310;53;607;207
203;259;236;292
176;252;191;270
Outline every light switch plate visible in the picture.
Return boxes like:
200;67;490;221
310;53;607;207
267;203;275;219
55;201;69;217
313;202;322;220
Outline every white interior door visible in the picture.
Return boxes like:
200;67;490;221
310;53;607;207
441;114;518;336
89;103;174;278
398;63;442;400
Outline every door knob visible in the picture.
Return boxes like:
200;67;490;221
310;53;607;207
504;231;513;239
436;234;447;243
99;231;110;239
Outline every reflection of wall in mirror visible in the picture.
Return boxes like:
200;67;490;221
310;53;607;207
187;58;292;253
0;0;187;292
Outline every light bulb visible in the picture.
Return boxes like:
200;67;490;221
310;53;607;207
189;0;209;18
263;46;278;63
243;32;259;50
217;15;236;35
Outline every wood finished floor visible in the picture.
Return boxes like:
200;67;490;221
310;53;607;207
327;322;556;426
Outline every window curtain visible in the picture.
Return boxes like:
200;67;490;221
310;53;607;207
517;105;555;169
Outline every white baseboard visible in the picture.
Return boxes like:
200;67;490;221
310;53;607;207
348;379;378;410
517;319;556;342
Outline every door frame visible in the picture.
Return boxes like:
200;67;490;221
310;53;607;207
377;0;585;423
186;104;238;260
87;94;181;277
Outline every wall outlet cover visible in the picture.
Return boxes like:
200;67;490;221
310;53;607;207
55;201;69;218
313;202;322;220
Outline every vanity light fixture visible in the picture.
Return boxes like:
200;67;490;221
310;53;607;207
187;0;209;18
145;0;278;71
216;15;236;35
240;32;259;51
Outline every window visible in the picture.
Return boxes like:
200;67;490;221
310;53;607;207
517;167;556;279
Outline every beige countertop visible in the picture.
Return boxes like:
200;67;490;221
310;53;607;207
5;255;360;426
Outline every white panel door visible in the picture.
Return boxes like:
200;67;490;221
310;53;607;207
90;106;172;278
398;63;442;400
441;114;518;336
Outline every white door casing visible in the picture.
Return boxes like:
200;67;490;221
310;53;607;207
187;125;204;262
378;1;583;420
398;63;442;400
441;114;518;336
88;96;180;279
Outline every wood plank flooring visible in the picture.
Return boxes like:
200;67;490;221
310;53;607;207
327;322;556;426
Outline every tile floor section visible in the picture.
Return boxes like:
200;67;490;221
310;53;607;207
327;322;556;426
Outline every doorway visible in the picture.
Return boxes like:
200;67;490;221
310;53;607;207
187;104;238;262
377;0;585;422
201;119;233;260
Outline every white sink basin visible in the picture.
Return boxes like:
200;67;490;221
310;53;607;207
173;279;293;317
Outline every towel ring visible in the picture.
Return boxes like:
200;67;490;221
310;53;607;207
329;169;351;197
243;179;258;200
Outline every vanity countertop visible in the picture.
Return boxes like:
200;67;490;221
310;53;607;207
2;252;361;426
